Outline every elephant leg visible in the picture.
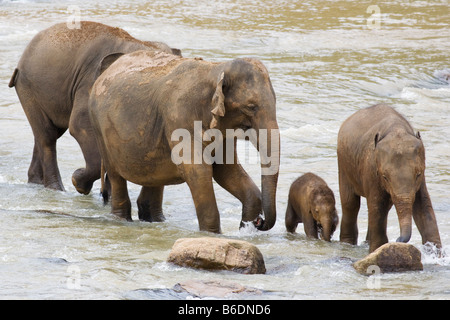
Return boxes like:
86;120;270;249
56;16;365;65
27;141;44;185
183;164;221;233
101;172;112;204
137;186;165;222
413;182;442;248
303;215;319;239
339;179;360;245
42;139;65;190
35;125;66;190
69;90;101;195
365;198;393;242
21;100;66;190
285;200;300;233
107;169;132;221
367;197;391;252
213;162;262;227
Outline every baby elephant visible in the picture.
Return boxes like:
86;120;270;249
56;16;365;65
337;104;442;252
285;173;339;241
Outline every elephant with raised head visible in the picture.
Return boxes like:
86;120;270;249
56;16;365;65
285;173;338;241
337;104;441;252
9;21;181;194
89;50;280;232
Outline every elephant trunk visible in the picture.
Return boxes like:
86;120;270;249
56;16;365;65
254;119;280;231
259;172;279;230
394;197;413;243
320;221;333;242
319;214;338;242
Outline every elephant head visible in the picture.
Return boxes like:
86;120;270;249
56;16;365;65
374;130;425;243
310;190;339;241
210;58;280;231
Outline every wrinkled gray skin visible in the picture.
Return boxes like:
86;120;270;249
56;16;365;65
9;21;181;194
337;104;442;252
285;173;339;241
89;51;279;232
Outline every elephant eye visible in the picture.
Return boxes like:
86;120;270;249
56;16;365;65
416;172;422;180
241;104;258;116
246;104;258;111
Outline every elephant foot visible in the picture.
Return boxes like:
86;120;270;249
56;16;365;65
239;216;265;231
28;168;65;191
339;235;358;246
44;180;66;192
72;168;94;195
112;208;132;222
28;174;44;185
138;210;166;222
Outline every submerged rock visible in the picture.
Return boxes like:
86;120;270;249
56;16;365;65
174;280;262;298
167;237;266;274
127;280;264;300
353;242;423;274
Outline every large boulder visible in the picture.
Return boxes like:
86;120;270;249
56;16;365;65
167;237;266;274
353;242;423;274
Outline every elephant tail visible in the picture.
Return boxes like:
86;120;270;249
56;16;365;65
8;68;18;88
100;159;110;204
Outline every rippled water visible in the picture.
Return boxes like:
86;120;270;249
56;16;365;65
0;0;449;299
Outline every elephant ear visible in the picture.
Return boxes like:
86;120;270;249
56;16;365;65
210;72;226;129
374;132;382;148
96;52;124;79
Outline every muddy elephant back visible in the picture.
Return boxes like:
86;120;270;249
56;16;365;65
93;50;184;97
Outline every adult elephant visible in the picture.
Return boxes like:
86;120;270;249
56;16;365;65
337;104;441;252
8;21;181;194
89;51;280;232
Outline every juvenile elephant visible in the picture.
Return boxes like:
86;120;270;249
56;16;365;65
9;21;181;194
89;51;280;232
337;104;442;252
285;173;338;241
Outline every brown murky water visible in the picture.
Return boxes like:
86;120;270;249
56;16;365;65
0;0;449;299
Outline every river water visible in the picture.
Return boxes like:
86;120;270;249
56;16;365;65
0;0;449;300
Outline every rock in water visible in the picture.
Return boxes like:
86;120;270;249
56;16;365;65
353;242;423;274
174;280;262;298
167;237;266;274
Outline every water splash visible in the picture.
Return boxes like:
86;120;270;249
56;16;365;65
238;221;259;236
433;68;450;84
420;242;450;266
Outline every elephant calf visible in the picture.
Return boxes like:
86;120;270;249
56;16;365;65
88;50;280;233
337;104;442;252
285;173;338;241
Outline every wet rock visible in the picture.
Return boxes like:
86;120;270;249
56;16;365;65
167;237;266;274
38;257;68;264
125;288;190;300
126;281;265;300
173;280;262;298
353;242;423;274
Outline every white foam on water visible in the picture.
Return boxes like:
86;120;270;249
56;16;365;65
420;242;450;266
433;68;450;84
237;221;259;236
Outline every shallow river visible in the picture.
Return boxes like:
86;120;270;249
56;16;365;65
0;0;449;300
